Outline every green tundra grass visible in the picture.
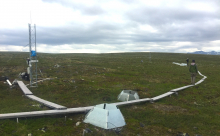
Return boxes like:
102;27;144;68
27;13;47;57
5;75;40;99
0;52;220;136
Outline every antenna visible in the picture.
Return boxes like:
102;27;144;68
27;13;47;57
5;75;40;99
20;43;29;52
30;11;32;24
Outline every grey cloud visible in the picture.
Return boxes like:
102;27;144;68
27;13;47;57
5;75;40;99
125;6;220;42
81;5;105;15
126;6;218;26
42;0;105;15
1;0;220;53
36;22;128;45
40;0;220;45
0;22;121;47
0;29;28;46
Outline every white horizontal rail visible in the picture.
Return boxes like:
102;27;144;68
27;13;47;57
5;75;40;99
112;98;151;106
172;62;187;66
18;80;66;109
17;81;33;95
151;92;174;101
0;106;93;119
30;60;38;63
26;95;66;110
0;71;206;119
170;85;193;92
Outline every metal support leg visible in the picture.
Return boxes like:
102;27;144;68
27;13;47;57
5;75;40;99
175;92;178;96
150;99;154;103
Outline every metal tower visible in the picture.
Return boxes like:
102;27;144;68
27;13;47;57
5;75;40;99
28;24;38;87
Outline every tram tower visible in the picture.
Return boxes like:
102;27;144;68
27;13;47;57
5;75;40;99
28;24;38;87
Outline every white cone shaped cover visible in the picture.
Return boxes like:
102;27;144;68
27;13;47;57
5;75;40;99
84;104;126;129
118;90;139;102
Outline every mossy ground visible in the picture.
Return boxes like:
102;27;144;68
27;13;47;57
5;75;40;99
0;52;220;135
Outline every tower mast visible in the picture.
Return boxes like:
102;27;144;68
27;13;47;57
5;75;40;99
28;24;38;87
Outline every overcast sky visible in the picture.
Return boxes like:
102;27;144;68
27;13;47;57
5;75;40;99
0;0;219;53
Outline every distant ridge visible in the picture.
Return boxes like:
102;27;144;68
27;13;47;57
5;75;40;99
188;51;220;55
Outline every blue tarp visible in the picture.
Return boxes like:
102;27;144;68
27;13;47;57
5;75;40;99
31;51;36;57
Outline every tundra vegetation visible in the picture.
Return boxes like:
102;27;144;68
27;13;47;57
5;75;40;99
0;52;220;135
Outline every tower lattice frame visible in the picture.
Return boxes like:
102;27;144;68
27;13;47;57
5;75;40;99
28;24;38;87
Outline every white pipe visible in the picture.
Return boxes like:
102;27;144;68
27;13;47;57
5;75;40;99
27;67;30;74
6;79;12;86
26;78;52;86
0;106;93;119
0;71;207;119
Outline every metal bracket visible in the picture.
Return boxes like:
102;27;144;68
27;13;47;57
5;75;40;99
174;92;178;96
